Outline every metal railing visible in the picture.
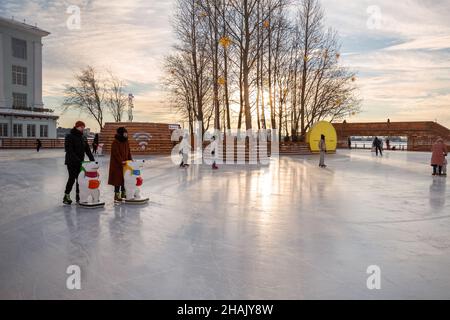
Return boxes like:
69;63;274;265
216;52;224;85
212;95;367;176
351;144;407;151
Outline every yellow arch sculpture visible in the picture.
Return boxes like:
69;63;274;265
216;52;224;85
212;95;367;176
307;121;337;153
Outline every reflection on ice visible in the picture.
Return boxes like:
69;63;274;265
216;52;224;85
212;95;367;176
0;149;449;299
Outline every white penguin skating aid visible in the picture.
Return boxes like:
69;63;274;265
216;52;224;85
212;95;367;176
122;160;149;205
77;161;105;209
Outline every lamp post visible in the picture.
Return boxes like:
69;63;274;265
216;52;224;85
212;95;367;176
128;93;134;122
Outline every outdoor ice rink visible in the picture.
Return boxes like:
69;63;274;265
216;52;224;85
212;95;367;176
0;149;449;300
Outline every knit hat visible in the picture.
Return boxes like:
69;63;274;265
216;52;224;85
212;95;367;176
117;127;128;135
75;121;86;128
115;127;128;142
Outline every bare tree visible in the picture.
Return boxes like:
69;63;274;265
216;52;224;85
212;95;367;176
293;0;360;137
63;66;106;130
164;0;360;141
107;72;127;122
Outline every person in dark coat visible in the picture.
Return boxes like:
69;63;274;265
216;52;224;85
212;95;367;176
63;121;95;205
108;127;133;202
92;134;99;154
36;139;42;152
373;137;383;157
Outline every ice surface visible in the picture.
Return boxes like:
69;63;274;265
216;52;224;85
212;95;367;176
0;149;449;299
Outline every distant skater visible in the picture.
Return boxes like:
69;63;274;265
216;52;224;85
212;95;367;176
348;137;352;149
431;138;448;176
373;137;383;156
319;135;327;168
36;139;42;152
443;155;447;177
108;127;133;202
92;134;99;155
211;136;219;170
179;134;190;168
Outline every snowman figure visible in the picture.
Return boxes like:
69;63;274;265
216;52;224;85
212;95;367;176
78;161;105;208
122;160;149;204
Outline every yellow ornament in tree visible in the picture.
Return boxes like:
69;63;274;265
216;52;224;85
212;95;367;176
263;20;270;29
218;77;226;85
303;55;309;62
219;36;231;48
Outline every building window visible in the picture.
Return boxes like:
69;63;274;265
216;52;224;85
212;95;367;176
13;93;27;109
27;124;36;137
12;66;27;86
12;38;27;59
13;124;23;137
40;125;48;138
0;124;8;137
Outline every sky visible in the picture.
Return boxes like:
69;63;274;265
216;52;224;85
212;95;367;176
1;0;450;131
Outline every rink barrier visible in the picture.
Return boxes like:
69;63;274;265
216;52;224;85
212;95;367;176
0;138;93;149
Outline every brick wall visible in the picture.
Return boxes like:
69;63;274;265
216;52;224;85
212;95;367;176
100;122;179;155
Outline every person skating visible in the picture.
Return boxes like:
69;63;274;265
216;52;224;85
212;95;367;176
63;121;95;205
319;134;327;168
179;134;190;168
373;137;383;156
211;135;219;170
36;139;42;152
92;133;99;155
443;154;447;177
108;127;133;202
431;138;448;176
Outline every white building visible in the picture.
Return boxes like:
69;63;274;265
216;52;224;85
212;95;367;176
0;16;58;140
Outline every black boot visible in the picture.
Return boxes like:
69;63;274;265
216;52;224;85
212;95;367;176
63;194;73;205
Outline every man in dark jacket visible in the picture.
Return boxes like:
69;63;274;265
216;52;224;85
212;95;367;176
373;137;383;157
63;121;95;205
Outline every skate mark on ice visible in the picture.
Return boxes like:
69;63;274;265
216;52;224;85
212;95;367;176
347;214;450;225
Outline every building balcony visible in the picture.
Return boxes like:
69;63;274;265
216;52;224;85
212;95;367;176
12;105;54;113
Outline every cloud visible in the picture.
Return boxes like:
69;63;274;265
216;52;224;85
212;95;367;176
1;0;176;130
319;0;450;127
1;0;450;130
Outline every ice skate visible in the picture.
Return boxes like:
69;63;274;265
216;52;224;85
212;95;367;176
63;194;73;205
114;192;123;203
180;162;189;168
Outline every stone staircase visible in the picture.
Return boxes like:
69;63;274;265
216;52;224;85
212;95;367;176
279;142;312;155
99;123;313;159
